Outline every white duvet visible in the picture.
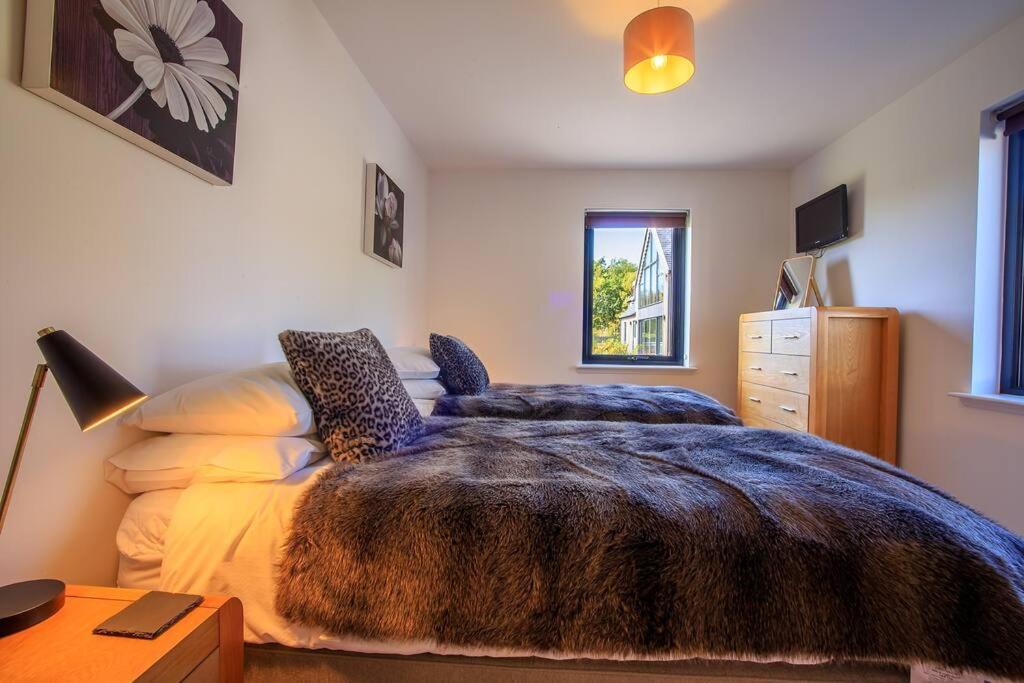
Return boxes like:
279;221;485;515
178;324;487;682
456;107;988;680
117;488;182;589
159;462;345;649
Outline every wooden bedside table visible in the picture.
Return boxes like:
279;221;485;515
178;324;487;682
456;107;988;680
0;585;242;682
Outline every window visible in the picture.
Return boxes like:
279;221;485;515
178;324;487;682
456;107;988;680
639;317;663;355
583;211;686;365
637;237;664;309
1001;113;1024;396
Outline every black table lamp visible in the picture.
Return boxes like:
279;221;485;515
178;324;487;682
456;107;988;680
0;328;147;636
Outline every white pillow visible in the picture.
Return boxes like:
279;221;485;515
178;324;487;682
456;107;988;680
387;346;440;379
121;363;314;436
105;434;324;493
412;398;435;418
402;379;446;400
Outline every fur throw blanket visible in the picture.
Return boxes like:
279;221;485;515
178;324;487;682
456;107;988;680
277;418;1024;678
432;383;741;425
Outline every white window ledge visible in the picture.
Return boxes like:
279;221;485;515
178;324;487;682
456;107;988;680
575;364;698;373
949;392;1024;415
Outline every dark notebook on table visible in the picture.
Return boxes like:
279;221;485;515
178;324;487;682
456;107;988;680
93;591;203;639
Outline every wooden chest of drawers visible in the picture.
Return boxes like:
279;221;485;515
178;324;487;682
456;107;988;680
737;307;900;464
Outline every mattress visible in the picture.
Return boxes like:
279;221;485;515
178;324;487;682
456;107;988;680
119;460;815;666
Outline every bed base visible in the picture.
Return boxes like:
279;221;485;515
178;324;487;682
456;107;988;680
244;644;909;682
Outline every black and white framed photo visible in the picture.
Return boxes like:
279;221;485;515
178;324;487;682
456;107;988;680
363;163;405;268
22;0;243;185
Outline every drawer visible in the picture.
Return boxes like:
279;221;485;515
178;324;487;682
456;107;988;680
740;352;810;394
740;381;809;431
184;648;220;682
740;321;771;353
771;317;811;355
742;415;796;432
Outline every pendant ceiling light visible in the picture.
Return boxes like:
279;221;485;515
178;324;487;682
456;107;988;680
623;5;695;94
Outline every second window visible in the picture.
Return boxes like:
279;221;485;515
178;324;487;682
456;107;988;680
583;212;687;365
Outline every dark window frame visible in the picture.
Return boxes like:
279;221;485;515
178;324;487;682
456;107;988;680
582;213;687;366
1001;128;1024;396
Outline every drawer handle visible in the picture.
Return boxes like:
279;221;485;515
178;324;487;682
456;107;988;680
748;366;763;371
748;335;764;340
782;334;801;340
748;397;762;403
780;371;799;376
778;406;797;413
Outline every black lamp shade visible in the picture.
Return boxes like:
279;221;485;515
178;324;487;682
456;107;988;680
36;330;147;431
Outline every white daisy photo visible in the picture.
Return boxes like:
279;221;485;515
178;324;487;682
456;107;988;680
22;0;243;185
102;0;240;132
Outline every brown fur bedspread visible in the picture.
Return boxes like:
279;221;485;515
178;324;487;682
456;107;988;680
432;383;741;425
276;418;1024;678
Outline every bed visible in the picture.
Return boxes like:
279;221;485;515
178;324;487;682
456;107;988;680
420;335;741;425
118;417;1024;681
431;382;741;425
117;463;903;683
115;480;906;682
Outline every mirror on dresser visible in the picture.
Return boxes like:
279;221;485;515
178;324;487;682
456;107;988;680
773;255;819;310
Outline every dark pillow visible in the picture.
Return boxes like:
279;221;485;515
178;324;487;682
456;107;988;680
429;333;490;395
279;328;423;463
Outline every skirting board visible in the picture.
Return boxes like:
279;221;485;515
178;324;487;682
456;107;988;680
244;645;909;683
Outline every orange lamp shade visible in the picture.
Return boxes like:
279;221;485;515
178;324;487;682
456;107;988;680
623;6;695;94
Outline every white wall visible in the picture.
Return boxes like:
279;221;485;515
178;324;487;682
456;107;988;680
427;170;791;407
790;16;1024;533
0;0;428;585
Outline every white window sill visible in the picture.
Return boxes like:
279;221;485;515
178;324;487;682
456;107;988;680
575;364;698;373
949;392;1024;415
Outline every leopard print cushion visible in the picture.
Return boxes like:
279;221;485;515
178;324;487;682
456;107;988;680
279;328;423;463
429;333;490;395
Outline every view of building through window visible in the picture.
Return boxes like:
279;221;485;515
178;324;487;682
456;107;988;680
589;227;675;358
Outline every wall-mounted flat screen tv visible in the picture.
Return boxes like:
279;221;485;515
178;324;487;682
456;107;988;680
796;184;848;252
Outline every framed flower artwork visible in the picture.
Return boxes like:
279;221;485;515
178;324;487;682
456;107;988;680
363;163;405;268
22;0;243;185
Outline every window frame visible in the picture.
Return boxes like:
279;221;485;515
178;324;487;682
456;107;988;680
1001;129;1024;396
582;214;687;367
